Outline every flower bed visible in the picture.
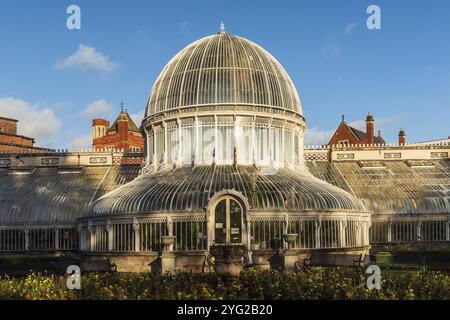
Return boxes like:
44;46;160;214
0;268;448;300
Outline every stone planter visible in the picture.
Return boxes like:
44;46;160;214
161;236;176;251
282;233;299;271
207;244;248;283
283;233;298;249
160;236;176;273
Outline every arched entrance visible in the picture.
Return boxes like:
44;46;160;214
206;190;250;247
214;197;243;244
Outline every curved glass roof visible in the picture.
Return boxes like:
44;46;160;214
0;166;139;224
89;165;366;217
145;31;302;118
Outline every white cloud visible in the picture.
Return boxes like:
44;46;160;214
0;97;61;145
344;22;357;35
69;135;92;150
321;40;342;57
304;127;335;146
81;99;112;119
130;109;145;127
54;44;118;72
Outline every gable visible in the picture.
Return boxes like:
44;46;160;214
328;122;361;145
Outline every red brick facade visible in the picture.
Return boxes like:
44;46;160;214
92;111;144;152
0;117;18;135
0;117;49;153
328;113;386;146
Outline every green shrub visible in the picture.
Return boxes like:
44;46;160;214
0;268;448;300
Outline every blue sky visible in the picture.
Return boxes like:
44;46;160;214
0;0;449;149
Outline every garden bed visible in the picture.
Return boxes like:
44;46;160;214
0;268;448;300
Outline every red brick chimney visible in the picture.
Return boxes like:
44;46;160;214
117;112;129;139
398;128;406;145
366;112;374;144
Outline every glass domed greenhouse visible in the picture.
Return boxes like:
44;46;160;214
81;27;371;272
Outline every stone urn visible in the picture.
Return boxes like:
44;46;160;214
282;233;299;271
160;236;176;273
207;244;248;284
283;233;298;249
161;235;176;251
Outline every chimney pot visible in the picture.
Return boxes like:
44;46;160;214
366;112;375;144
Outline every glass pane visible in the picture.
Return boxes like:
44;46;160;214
230;199;242;244
214;200;227;243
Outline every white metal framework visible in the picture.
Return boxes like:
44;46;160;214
145;32;302;116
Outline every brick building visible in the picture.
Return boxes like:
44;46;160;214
0;116;50;153
328;112;387;147
92;108;144;152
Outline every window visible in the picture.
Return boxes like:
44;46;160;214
0;229;25;251
251;220;284;249
140;222;167;252
59;228;79;250
112;224;135;252
338;140;349;147
370;222;389;243
29;229;55;251
173;221;207;251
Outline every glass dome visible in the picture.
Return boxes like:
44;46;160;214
145;30;302;118
142;29;306;168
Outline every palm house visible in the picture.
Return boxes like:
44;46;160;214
81;26;371;271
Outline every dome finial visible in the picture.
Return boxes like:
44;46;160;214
219;21;225;33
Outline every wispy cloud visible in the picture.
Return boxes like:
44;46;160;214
81;99;113;119
304;127;335;145
69;135;92;150
130;109;145;127
321;40;342;57
344;22;357;35
54;44;118;72
0;97;61;145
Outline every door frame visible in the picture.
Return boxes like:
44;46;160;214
206;190;250;249
213;197;244;244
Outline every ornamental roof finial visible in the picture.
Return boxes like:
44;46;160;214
219;21;225;33
120;99;125;112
